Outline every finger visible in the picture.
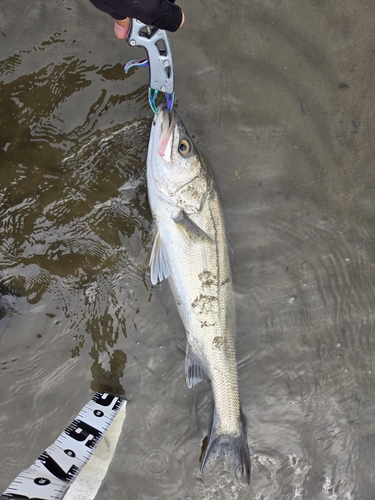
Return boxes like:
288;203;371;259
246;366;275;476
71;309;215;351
114;18;131;39
180;12;185;28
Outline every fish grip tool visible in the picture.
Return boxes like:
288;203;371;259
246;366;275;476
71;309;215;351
125;19;174;114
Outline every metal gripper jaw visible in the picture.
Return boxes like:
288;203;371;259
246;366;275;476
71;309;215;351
125;19;175;113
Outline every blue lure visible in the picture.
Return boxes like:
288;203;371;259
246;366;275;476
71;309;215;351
124;59;174;114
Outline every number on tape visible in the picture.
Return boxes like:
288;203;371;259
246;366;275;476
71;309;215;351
1;392;126;500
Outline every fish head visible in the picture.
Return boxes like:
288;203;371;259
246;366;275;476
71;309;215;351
147;104;205;201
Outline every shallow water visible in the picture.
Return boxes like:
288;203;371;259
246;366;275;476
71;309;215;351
1;1;375;498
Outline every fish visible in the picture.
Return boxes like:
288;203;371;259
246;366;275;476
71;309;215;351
146;104;251;483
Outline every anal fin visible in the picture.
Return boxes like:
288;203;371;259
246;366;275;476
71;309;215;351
185;342;208;388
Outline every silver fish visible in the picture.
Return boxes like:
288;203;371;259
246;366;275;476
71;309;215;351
147;105;250;483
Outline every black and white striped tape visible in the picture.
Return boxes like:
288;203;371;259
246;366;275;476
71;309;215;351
1;392;126;500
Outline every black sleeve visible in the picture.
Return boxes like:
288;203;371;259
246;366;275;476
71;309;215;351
89;0;183;32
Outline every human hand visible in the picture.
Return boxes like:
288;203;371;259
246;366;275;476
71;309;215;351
114;12;185;40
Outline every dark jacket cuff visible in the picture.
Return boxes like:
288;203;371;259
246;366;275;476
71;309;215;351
89;0;183;33
151;2;182;32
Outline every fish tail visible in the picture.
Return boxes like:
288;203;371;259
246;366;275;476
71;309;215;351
200;409;251;484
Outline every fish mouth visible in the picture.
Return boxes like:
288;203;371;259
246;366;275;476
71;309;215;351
157;105;176;161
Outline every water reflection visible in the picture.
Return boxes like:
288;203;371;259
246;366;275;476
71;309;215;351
90;348;127;395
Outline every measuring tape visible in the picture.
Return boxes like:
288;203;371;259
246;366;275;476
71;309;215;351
1;392;126;500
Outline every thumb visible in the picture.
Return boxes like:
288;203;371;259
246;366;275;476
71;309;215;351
180;12;185;28
114;18;131;39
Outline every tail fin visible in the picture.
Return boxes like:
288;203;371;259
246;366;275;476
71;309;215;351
200;410;251;484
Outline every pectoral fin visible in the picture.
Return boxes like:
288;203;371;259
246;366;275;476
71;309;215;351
185;342;208;388
149;232;170;285
173;211;214;244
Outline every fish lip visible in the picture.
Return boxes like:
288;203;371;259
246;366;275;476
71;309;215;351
157;107;176;160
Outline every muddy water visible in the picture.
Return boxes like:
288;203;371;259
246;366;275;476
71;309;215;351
1;1;375;498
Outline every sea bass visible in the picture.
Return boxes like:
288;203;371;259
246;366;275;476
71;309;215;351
147;105;251;483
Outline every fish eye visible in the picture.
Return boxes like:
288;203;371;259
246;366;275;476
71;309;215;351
178;139;191;156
